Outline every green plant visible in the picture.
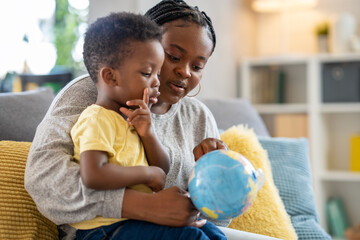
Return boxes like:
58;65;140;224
53;0;87;75
315;21;329;36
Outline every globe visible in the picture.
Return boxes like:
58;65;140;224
188;149;265;220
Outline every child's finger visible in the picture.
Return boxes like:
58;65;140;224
129;113;149;124
123;108;150;123
143;88;149;107
119;107;132;118
126;99;148;110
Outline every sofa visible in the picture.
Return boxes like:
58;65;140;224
0;84;331;239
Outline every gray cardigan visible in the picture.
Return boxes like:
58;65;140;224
24;74;226;227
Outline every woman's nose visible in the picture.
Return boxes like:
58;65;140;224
175;64;191;79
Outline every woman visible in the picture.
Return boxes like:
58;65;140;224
25;1;262;239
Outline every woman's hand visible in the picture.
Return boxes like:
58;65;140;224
122;187;206;227
193;138;229;161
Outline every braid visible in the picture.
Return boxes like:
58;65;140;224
145;0;216;53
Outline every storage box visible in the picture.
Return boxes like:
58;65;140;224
322;62;360;102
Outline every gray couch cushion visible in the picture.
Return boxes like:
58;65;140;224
0;90;267;140
200;98;270;137
0;88;54;141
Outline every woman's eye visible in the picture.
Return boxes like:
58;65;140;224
167;53;180;62
193;65;203;71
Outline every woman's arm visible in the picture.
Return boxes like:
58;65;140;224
122;187;206;227
80;150;165;192
25;76;125;225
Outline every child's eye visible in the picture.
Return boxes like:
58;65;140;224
141;72;151;77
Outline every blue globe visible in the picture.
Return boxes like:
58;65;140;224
188;150;264;220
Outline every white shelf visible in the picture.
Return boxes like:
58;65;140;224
240;53;360;231
318;52;360;62
254;103;308;114
243;55;309;66
321;171;360;182
321;103;360;113
243;52;360;65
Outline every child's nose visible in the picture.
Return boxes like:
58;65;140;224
152;76;160;88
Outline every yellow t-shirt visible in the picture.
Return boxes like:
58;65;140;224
70;104;152;229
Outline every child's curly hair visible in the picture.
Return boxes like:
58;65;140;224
83;12;163;83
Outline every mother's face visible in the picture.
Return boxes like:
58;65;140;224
158;20;213;105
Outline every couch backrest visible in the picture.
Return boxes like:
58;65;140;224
0;88;54;141
0;87;269;141
200;98;269;137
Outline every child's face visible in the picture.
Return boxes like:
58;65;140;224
112;40;164;108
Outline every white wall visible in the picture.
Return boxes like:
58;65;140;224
89;1;138;23
254;0;360;56
89;0;242;99
88;0;360;98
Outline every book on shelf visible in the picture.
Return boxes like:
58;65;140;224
350;135;360;172
250;66;286;104
326;197;349;238
272;67;285;104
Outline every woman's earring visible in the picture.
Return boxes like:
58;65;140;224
188;83;201;97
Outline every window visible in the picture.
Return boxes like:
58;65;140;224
0;0;88;81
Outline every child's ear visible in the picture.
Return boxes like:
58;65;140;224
99;66;117;86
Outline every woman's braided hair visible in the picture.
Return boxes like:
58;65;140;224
145;0;216;54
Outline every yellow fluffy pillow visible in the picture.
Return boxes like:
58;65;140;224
0;141;58;239
220;125;297;239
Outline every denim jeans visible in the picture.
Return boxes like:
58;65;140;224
75;219;226;240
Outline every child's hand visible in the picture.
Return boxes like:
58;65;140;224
120;88;152;137
145;166;166;192
193;138;229;161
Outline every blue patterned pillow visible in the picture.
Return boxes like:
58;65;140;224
259;137;331;240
